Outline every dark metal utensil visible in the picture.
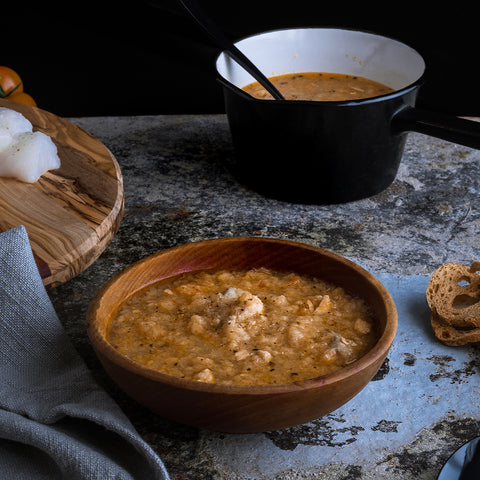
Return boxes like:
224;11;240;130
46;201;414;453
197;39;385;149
178;0;285;100
438;436;480;480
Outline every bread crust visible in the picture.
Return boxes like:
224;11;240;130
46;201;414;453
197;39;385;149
430;311;480;346
426;261;480;329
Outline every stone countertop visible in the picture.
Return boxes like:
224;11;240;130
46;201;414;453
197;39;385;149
48;114;480;480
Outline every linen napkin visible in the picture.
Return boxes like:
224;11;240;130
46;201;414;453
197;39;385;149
0;225;170;480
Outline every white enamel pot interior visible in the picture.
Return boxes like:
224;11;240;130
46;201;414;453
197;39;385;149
216;27;426;97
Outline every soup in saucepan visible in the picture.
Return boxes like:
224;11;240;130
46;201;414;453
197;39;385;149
242;72;395;101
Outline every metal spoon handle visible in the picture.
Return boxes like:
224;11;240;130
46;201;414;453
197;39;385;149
178;0;285;100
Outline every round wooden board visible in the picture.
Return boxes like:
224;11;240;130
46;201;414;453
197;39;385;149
0;99;124;288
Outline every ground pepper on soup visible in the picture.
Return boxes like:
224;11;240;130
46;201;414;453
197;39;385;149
242;72;395;101
107;268;377;385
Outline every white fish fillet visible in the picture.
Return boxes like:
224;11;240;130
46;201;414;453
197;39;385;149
0;107;33;137
0;130;13;152
0;107;33;152
0;131;61;183
0;107;60;183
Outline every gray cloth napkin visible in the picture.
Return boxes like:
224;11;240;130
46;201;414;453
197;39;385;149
0;225;170;480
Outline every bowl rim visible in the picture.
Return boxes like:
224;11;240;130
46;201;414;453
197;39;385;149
87;236;398;395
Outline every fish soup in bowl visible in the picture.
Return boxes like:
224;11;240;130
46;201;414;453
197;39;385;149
107;266;377;386
87;237;397;432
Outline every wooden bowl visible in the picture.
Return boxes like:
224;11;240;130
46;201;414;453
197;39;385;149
87;237;397;433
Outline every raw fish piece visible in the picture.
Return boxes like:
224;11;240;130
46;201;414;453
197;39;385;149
0;130;12;152
0;107;33;137
0;131;61;183
0;107;33;153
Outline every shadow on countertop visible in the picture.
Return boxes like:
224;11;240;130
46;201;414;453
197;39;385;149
4;1;480;118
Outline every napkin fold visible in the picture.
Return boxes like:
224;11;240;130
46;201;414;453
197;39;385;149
0;225;170;479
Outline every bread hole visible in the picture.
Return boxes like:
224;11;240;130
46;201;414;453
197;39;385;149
457;276;471;287
452;294;479;309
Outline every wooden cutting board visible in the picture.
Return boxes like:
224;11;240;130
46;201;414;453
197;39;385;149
0;98;124;288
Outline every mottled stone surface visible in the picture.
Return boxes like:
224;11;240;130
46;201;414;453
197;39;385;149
48;114;480;479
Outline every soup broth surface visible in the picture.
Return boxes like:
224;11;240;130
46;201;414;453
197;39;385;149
107;268;377;386
242;72;395;101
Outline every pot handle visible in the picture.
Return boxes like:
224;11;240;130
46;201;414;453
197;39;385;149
392;106;480;150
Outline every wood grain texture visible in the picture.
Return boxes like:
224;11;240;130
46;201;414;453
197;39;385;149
0;98;124;288
87;237;397;432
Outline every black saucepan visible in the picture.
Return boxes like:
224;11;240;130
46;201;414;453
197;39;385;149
216;27;480;204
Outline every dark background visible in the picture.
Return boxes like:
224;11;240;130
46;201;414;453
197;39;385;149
4;2;479;117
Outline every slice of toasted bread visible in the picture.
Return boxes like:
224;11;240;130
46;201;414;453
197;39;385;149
430;311;480;346
426;261;480;328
